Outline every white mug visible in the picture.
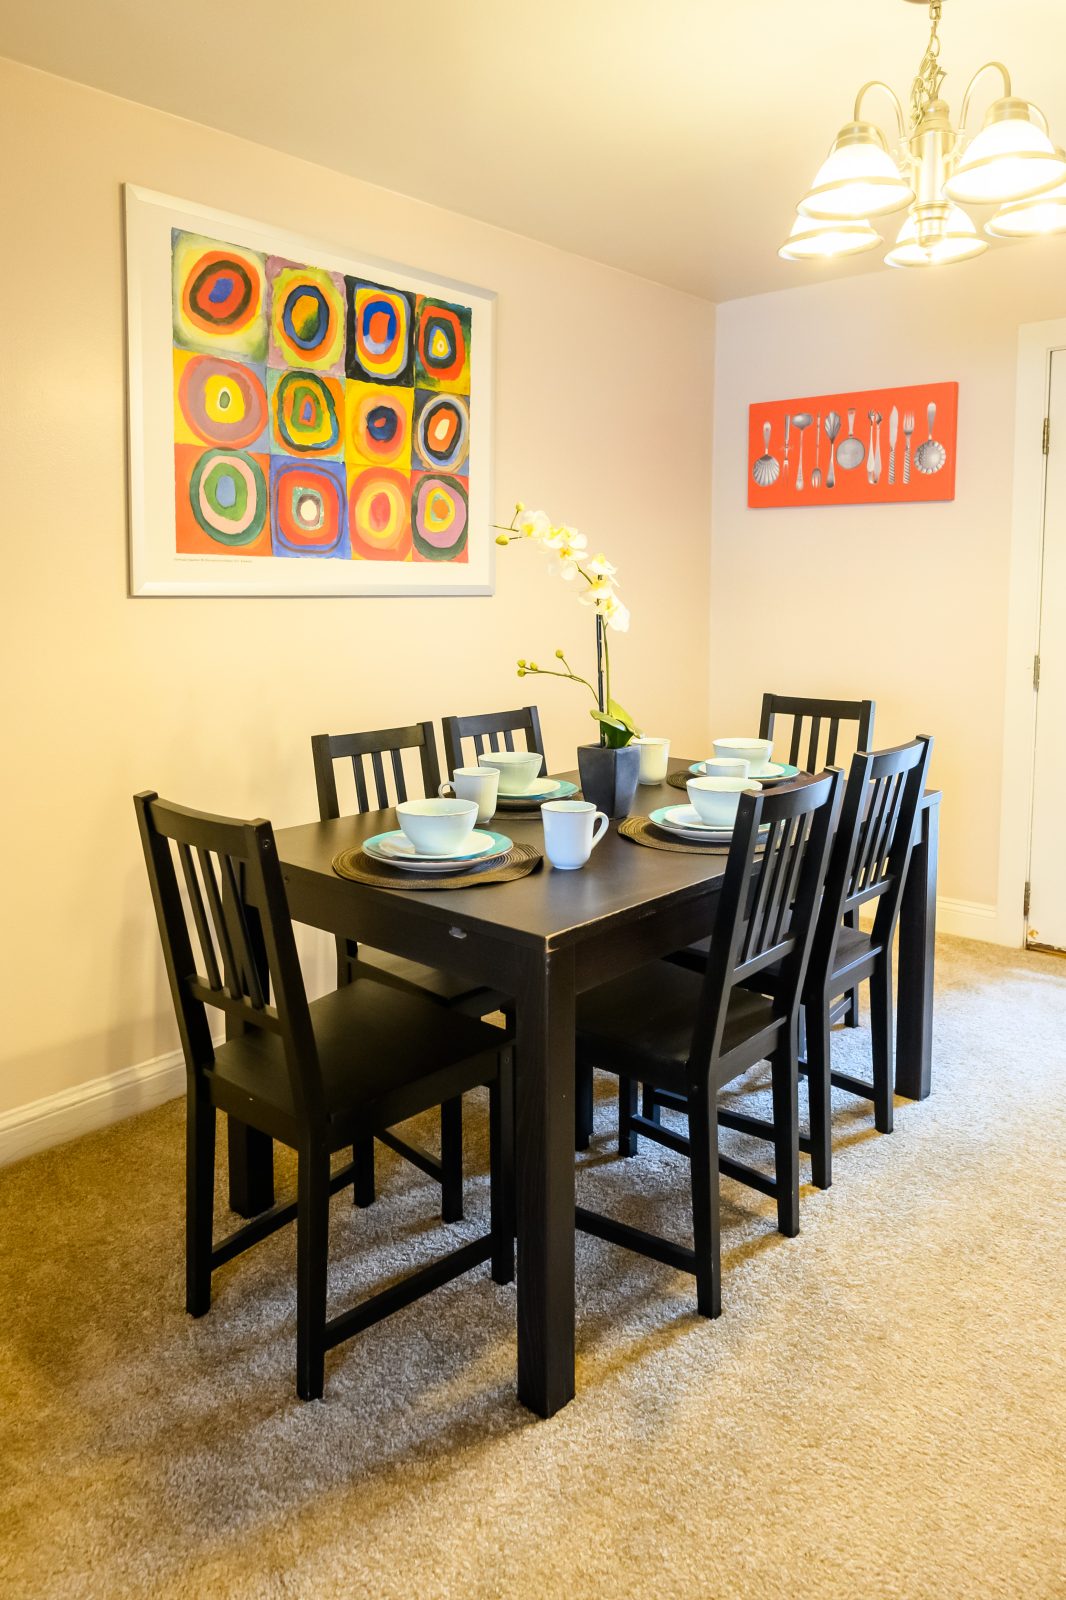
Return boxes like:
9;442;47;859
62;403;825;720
439;765;499;824
541;800;609;870
636;736;671;785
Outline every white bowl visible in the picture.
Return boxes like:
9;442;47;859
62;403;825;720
478;750;544;795
395;797;478;856
687;775;762;828
712;736;773;776
700;757;750;780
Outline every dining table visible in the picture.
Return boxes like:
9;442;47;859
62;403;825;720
227;757;940;1419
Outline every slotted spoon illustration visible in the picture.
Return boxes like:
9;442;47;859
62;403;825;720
836;407;866;471
915;401;947;475
752;421;780;487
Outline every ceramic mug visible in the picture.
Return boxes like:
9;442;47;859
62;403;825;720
686;776;762;828
477;750;544;796
541;799;609;870
712;736;773;777
439;765;499;824
395;797;478;856
700;756;750;780
636;736;671;785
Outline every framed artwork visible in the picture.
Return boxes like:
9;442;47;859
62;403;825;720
125;186;495;596
747;381;958;509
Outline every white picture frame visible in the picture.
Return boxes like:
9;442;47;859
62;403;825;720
124;185;496;597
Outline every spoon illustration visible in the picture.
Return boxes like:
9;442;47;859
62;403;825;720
867;410;882;484
811;412;823;489
752;421;780;487
836;407;866;471
792;413;812;491
824;411;841;489
915;400;947;474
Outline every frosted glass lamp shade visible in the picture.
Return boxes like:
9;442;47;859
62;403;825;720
885;204;988;267
798;123;914;220
779;213;882;261
945;101;1066;204
986;181;1066;237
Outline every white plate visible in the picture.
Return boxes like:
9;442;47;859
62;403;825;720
497;777;574;802
362;828;510;869
649;805;733;843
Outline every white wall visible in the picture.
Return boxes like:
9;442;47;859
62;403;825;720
711;243;1066;936
0;58;716;1131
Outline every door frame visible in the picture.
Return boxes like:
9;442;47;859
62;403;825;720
999;317;1066;948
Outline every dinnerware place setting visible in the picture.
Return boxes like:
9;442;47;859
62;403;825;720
473;750;579;811
666;735;800;792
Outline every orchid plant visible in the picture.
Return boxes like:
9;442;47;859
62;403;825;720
494;503;640;748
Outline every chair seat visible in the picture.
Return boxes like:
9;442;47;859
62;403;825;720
683;923;878;999
575;961;782;1094
349;943;510;1015
210;979;505;1139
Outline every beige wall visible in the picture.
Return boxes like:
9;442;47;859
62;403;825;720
0;58;715;1119
711;244;1066;920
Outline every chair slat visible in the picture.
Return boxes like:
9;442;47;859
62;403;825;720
370;750;389;809
220;854;266;1010
177;841;222;992
825;718;840;766
197;848;240;996
352;756;370;814
390;748;407;803
788;721;803;766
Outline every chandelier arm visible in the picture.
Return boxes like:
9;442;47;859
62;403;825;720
959;62;1014;133
853;81;908;144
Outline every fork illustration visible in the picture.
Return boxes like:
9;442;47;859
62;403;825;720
902;412;915;484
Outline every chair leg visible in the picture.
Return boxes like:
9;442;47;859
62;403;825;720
440;1096;464;1223
771;1033;800;1239
351;1133;376;1208
575;1059;594;1151
618;1076;638;1157
687;1080;721;1318
842;912;861;1027
870;955;895;1135
186;1077;215;1318
296;1144;331;1402
806;994;833;1191
490;1051;516;1285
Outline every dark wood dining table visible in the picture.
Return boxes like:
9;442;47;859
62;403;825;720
228;759;940;1418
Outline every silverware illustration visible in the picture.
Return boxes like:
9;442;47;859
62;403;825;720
784;415;791;476
889;405;899;484
902;411;915;483
811;412;823;489
792;412;812;491
825;410;841;489
915;400;947;475
752;421;780;487
867;410;882;485
836;406;866;471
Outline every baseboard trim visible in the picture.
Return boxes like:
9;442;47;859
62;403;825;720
0;1048;187;1168
935;896;1004;943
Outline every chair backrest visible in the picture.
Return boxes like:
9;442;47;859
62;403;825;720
311;722;441;819
442;705;544;778
691;771;843;1071
759;693;876;773
134;792;324;1121
807;736;933;984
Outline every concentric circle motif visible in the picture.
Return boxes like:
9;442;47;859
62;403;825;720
271;266;345;369
412;475;468;561
352;286;412;382
416;303;467;385
349;467;412;561
415;394;470;472
271;463;345;555
272;371;340;454
178;356;267;448
182;250;261;336
349;389;410;466
188;450;267;546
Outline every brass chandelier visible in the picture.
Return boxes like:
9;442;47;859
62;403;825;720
781;0;1066;267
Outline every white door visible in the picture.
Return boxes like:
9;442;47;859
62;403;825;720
1028;348;1066;951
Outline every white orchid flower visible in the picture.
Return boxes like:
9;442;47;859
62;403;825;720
516;508;551;541
586;552;617;579
603;595;631;632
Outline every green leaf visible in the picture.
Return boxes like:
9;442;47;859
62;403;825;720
606;696;641;736
589;710;636;748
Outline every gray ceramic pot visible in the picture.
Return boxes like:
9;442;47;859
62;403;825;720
577;742;641;820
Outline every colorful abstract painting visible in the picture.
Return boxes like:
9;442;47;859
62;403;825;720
126;188;495;596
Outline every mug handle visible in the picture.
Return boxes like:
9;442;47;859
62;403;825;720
589;812;610;850
437;782;455;798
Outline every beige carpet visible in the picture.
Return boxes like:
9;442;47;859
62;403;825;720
2;935;1064;1599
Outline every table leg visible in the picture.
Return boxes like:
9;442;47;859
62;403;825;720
514;945;577;1418
227;1119;276;1217
896;798;939;1101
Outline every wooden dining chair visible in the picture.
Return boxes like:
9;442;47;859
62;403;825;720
572;772;841;1317
662;737;932;1191
135;791;514;1402
311;723;510;1219
441;705;545;778
760;694;876;1028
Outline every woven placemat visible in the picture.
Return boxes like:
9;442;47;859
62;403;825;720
332;841;542;891
618;816;729;855
494;790;584;819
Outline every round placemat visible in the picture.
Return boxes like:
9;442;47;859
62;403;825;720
494;789;584;818
332;841;542;891
618;816;729;855
667;770;692;792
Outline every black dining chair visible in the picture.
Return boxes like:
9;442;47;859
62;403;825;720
311;722;510;1220
661;737;932;1190
760;694;876;1028
135;791;514;1401
441;705;545;778
572;772;841;1317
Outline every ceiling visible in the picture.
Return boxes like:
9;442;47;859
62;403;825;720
4;0;1066;301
